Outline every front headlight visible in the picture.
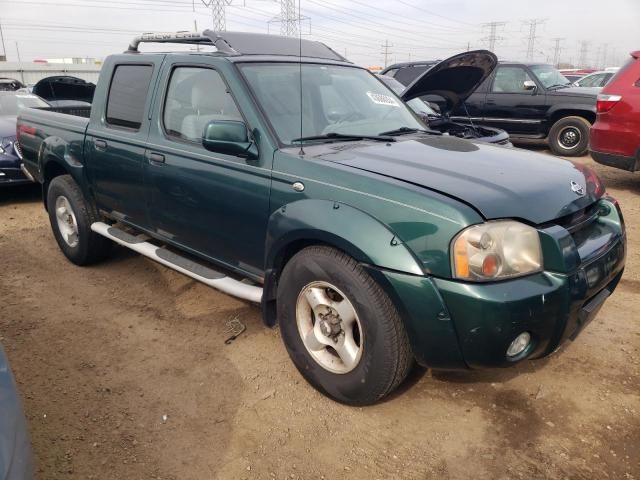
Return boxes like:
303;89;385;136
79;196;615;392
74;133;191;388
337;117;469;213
0;138;13;155
452;220;543;281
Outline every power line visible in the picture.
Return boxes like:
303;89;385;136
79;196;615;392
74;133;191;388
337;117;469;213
481;21;506;51
523;18;545;61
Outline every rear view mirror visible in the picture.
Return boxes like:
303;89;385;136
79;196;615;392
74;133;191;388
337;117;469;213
523;80;537;93
202;120;258;159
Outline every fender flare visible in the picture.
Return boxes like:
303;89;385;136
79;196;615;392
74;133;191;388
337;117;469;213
546;104;596;124
261;199;424;326
40;136;91;208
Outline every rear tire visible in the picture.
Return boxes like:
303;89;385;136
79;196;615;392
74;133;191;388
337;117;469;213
548;116;591;157
277;246;413;405
47;175;111;266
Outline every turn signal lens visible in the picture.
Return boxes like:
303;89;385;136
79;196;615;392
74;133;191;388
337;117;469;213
452;221;543;281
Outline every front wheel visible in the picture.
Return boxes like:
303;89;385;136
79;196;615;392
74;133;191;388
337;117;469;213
277;246;413;405
47;175;111;266
548;116;591;157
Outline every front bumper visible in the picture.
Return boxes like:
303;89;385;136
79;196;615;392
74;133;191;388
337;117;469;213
434;239;624;368
0;167;32;186
373;199;626;370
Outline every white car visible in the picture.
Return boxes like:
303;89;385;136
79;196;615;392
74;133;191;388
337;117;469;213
573;70;616;88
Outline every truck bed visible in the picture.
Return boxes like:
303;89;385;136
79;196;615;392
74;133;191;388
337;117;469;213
17;106;91;183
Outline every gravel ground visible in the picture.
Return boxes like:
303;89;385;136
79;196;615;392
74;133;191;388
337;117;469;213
0;152;638;480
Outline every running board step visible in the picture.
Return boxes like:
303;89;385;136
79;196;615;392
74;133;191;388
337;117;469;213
91;222;263;304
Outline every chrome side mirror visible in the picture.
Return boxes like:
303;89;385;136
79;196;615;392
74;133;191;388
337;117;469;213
523;80;537;93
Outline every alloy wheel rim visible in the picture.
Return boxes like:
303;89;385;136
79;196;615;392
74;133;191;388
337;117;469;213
55;196;79;248
558;126;581;150
295;281;363;374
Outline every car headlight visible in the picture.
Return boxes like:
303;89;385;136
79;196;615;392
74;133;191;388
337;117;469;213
0;138;13;155
452;221;543;281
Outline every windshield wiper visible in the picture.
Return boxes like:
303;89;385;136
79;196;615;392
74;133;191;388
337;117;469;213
291;132;395;143
377;126;441;136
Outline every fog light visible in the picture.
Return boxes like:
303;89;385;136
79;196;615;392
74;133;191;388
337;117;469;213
506;332;531;358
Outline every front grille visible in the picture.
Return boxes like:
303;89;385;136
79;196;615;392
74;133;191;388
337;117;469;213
553;202;600;235
13;142;23;160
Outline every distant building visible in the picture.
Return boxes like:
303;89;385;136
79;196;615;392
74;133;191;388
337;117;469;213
40;57;102;65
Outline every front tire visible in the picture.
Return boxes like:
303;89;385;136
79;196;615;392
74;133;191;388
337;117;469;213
548;116;591;157
277;246;413;405
47;175;111;266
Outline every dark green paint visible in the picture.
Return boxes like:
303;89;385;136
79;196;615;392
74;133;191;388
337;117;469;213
17;51;627;370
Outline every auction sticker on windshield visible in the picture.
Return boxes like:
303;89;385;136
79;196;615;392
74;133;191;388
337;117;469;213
367;91;400;107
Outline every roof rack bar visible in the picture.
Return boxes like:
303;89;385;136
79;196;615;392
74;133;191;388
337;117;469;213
127;31;239;54
125;30;348;62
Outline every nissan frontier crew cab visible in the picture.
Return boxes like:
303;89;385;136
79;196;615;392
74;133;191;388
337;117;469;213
17;32;626;405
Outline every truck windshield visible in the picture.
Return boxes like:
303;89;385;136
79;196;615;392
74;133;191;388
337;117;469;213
529;65;571;89
239;63;424;145
0;93;49;116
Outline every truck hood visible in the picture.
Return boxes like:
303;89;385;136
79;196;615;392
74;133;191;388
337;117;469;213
32;75;95;104
401;50;498;114
320;136;601;225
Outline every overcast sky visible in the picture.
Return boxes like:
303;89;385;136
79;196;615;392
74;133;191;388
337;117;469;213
2;0;639;68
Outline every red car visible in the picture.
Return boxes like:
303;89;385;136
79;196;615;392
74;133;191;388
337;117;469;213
590;51;640;172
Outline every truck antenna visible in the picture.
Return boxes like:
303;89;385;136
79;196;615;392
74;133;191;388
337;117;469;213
298;0;305;156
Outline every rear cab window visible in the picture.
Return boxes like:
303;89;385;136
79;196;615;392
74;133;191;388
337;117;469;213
106;64;154;130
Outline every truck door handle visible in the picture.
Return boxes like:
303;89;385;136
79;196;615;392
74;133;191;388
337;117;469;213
94;139;108;150
148;152;165;164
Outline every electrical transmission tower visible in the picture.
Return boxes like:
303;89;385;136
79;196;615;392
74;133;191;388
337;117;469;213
601;43;609;69
551;37;564;67
481;21;506;51
578;41;590;68
268;0;309;37
198;0;232;31
279;0;298;36
381;39;393;68
523;18;546;61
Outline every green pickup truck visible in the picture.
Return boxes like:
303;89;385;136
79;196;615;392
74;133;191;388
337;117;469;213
17;31;626;405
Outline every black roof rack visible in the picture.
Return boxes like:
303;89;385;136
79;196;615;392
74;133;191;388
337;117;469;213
127;30;349;62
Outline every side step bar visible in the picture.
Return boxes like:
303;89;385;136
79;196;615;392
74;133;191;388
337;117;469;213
91;222;263;304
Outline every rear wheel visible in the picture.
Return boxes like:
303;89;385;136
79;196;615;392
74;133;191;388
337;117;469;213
548;116;591;157
277;246;413;405
47;175;111;265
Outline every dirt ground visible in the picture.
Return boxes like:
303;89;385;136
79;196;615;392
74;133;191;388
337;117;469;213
0;151;638;480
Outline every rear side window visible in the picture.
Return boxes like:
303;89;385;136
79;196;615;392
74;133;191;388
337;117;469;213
106;65;153;130
394;66;430;86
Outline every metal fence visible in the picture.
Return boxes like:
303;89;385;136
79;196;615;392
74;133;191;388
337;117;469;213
0;62;102;85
